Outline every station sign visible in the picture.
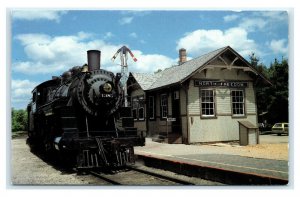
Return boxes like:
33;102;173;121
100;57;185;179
194;80;248;88
167;118;176;122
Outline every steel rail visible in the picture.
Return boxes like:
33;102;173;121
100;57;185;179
89;171;122;185
126;166;195;185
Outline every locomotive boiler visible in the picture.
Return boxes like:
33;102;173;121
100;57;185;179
27;50;145;170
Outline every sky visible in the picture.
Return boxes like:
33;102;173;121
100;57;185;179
10;10;289;109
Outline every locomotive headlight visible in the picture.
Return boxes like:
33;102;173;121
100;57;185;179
103;83;112;93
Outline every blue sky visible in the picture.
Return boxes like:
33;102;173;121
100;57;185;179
10;10;289;109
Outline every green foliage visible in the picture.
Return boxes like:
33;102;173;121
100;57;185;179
11;108;27;132
266;58;289;123
250;53;289;124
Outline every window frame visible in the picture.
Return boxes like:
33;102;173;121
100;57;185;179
148;96;155;120
160;94;168;119
131;95;145;121
131;97;138;120
138;96;145;121
200;89;216;118
231;89;245;117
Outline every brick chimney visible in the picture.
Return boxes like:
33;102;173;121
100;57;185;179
179;48;187;65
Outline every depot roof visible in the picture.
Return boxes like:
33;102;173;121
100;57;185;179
130;46;271;91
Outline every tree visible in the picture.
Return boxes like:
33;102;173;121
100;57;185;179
266;58;289;123
249;53;289;124
12;108;27;132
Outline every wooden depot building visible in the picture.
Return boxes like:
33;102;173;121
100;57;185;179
126;46;270;144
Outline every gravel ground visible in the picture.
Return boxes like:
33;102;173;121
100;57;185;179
10;136;221;186
208;143;288;161
10;133;288;185
10;136;109;185
210;134;289;160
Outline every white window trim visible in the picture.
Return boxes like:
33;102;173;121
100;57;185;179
200;89;216;117
231;90;245;116
132;95;145;121
161;94;168;119
132;97;138;120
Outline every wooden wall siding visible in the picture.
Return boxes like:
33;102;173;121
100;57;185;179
189;115;257;143
155;92;160;118
180;88;187;115
130;88;145;97
168;93;173;117
134;121;147;133
216;89;231;114
186;67;258;143
188;80;201;114
245;82;257;114
181;117;188;140
148;121;158;136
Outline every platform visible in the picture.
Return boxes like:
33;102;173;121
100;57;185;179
134;138;289;185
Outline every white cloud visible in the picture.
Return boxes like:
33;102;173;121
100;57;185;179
128;50;176;73
129;32;138;38
239;17;267;32
12;32;177;108
12;10;67;22
14;32;115;74
176;27;259;58
13;32;176;75
104;32;114;40
258;11;288;21
119;17;133;25
269;39;288;55
223;14;239;22
11;79;39;105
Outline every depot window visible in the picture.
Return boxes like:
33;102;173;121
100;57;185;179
132;96;144;121
160;94;168;119
231;90;245;116
200;89;215;117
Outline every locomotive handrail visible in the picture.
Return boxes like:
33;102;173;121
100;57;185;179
52;71;85;99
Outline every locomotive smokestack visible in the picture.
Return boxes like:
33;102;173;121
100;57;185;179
87;50;101;71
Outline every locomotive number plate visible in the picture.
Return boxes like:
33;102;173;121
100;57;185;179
100;94;113;98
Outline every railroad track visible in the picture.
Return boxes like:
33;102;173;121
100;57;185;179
89;166;196;185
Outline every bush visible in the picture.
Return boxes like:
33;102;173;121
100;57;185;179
12;108;27;132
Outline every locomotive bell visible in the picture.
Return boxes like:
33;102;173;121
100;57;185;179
87;50;101;71
81;64;89;72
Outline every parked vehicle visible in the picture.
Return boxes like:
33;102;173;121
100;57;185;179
258;123;272;134
272;123;289;135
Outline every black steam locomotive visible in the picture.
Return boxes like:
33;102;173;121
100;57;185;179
27;50;145;170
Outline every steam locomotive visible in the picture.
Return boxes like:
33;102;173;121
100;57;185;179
27;50;145;170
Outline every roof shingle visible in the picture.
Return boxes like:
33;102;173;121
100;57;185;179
130;46;270;91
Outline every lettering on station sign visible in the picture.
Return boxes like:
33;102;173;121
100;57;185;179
194;80;248;88
167;118;176;122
